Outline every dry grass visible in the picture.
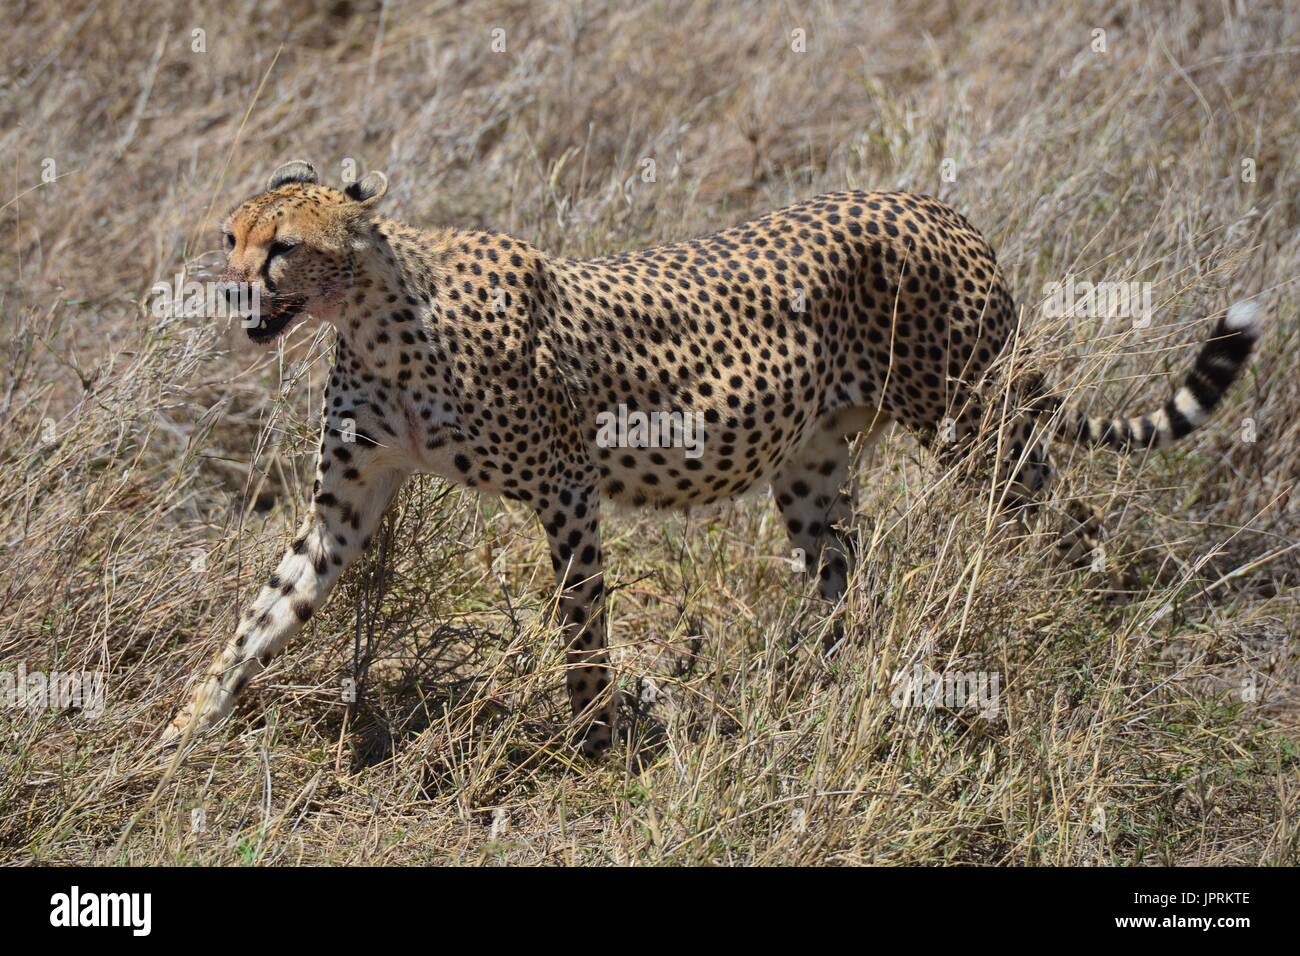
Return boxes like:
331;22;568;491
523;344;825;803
1;0;1297;865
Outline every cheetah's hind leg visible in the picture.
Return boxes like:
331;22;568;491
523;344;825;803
771;407;890;654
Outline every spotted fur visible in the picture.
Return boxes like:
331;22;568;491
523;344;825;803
165;161;1262;756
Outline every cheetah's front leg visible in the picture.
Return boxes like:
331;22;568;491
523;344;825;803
537;485;616;757
165;418;408;742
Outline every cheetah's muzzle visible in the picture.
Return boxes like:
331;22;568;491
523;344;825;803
246;297;305;343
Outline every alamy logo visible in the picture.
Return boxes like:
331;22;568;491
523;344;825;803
49;886;151;936
595;403;704;459
1;664;104;716
890;663;1001;717
1042;276;1153;326
150;273;261;324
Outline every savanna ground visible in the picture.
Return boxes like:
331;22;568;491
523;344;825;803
1;0;1297;866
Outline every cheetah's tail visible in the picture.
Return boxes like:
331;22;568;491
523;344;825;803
1069;301;1263;452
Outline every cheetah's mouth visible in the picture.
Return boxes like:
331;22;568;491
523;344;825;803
246;298;306;344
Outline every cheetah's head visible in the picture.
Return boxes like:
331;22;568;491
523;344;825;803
220;160;388;344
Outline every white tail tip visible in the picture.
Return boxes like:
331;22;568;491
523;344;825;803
1225;301;1263;333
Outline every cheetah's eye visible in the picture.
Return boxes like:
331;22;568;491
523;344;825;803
268;240;300;261
223;231;235;250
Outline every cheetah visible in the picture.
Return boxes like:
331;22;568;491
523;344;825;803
166;160;1262;757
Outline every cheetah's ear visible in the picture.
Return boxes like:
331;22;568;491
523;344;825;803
344;170;388;207
267;160;319;191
